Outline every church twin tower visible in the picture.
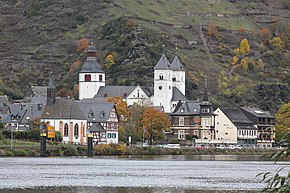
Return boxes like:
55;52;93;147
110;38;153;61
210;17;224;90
79;44;186;113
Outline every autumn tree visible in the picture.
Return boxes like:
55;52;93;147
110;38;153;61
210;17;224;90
207;23;219;39
105;54;115;68
239;38;250;54
141;107;170;145
77;38;89;53
72;84;79;99
275;102;290;141
107;96;130;122
269;37;284;51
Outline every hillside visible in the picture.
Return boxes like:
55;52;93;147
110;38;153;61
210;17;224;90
0;0;289;112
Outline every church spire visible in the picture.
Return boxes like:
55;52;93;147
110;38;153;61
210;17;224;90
47;72;55;106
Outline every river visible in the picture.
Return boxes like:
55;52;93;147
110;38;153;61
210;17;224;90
0;155;289;193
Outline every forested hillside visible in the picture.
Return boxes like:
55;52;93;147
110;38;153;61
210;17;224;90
0;0;289;112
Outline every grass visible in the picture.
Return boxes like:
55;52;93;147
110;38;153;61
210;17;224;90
111;0;257;31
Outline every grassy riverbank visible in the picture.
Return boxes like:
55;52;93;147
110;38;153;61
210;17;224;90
0;139;283;159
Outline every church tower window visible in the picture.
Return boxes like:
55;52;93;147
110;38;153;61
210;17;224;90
159;74;163;80
85;74;91;82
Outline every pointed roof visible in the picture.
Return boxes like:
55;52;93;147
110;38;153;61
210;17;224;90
171;87;187;101
202;87;209;102
48;72;55;88
80;44;103;73
89;123;106;132
170;56;184;71
154;53;171;70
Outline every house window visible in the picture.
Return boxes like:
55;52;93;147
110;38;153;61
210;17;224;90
107;133;111;138
112;133;116;139
74;124;79;136
64;123;69;136
85;74;91;82
202;108;210;113
179;117;184;126
99;75;102;82
178;130;185;140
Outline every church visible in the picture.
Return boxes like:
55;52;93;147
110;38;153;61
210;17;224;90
79;43;187;113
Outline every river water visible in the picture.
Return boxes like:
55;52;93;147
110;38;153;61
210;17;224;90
0;155;289;193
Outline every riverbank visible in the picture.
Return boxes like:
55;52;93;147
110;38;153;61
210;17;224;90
0;139;284;159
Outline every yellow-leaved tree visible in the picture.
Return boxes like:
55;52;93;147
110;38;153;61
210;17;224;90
275;102;290;141
239;38;250;54
141;107;170;145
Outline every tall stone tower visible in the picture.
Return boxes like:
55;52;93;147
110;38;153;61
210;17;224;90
153;54;173;113
79;43;105;100
46;72;55;106
170;56;185;96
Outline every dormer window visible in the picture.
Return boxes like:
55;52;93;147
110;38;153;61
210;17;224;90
88;109;94;118
180;108;185;113
202;108;210;113
100;111;105;118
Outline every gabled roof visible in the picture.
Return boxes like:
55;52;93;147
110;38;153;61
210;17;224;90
42;98;86;120
140;86;154;97
95;86;136;99
220;108;253;124
172;87;187;101
170;56;184;71
77;99;115;122
154;53;171;70
80;59;103;73
172;100;201;115
89;123;106;132
240;107;274;118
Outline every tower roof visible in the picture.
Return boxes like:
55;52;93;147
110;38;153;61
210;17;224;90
170;56;184;71
80;43;103;73
48;72;55;88
154;53;171;70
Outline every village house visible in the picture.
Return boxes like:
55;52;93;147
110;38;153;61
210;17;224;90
214;108;257;147
240;107;275;148
169;88;216;145
40;76;119;145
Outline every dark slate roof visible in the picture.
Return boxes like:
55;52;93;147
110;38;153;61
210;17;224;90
89;123;106;132
42;98;86;120
220;108;253;124
172;87;187;101
31;86;47;97
172;100;201;115
140;86;154;97
95;86;136;99
170;56;184;71
77;100;115;122
240;107;274;118
80;58;103;73
154;53;171;70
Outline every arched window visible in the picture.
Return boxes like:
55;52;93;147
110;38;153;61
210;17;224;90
64;123;69;136
159;74;163;80
85;74;91;82
74;124;79;136
172;76;176;82
99;75;102;82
